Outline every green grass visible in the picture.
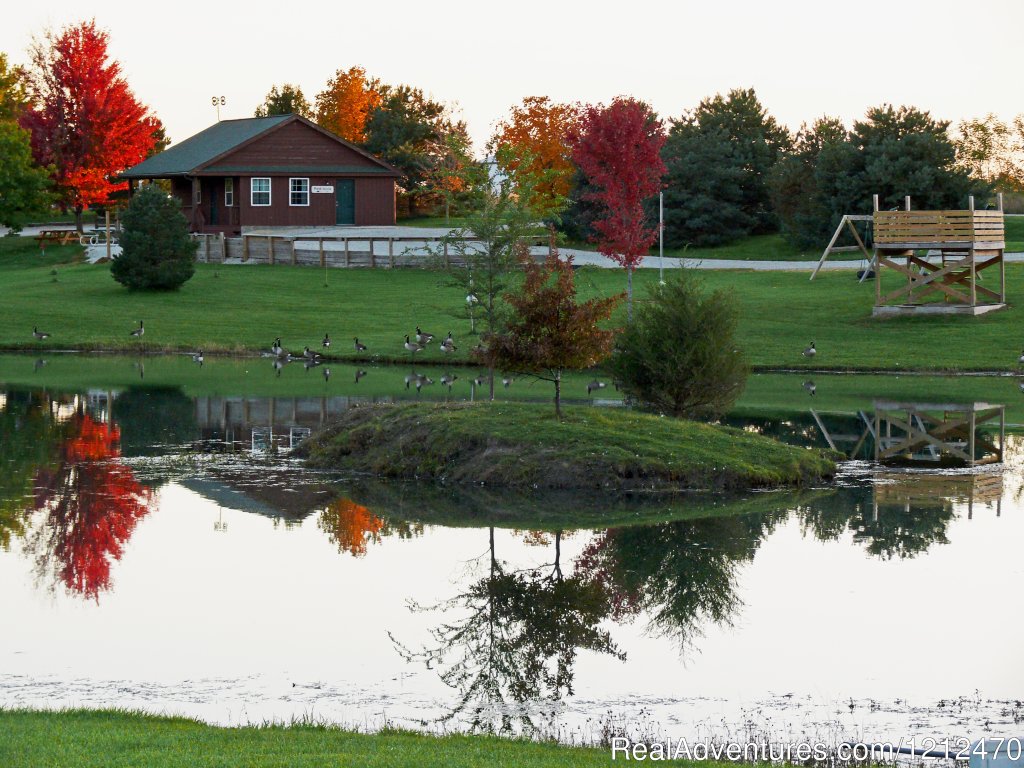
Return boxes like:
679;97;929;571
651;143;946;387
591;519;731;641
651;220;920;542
300;401;836;490
0;708;675;768
3;235;1024;372
1004;215;1024;251
394;215;472;229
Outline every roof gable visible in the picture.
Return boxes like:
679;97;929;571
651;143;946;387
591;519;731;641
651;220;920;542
122;114;399;179
121;115;291;178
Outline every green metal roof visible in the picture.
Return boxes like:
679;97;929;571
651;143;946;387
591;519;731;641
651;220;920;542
120;115;292;178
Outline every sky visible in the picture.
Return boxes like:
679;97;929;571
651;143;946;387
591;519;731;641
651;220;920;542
4;0;1022;153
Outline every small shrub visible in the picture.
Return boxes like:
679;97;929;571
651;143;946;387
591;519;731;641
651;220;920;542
111;186;197;290
609;274;748;420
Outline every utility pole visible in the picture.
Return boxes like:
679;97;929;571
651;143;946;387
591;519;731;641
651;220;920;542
659;190;665;284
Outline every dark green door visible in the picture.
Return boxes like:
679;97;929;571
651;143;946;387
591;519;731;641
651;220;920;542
335;179;355;225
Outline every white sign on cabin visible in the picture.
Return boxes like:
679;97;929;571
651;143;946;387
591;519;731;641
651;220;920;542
312;185;335;194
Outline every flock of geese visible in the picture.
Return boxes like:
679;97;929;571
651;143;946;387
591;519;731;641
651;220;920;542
26;326;1024;394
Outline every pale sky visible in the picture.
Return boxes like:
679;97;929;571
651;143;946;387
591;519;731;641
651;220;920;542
4;0;1022;153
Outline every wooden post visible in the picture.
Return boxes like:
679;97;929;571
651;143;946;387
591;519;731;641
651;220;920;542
1000;249;1006;302
388;237;394;268
970;248;977;307
319;238;325;267
219;232;225;261
443;241;449;268
370;238;375;268
269;236;275;265
291;238;297;265
243;235;250;262
904;196;911;211
872;194;879;212
344;237;350;267
969;195;975;212
998;192;1004;211
205;234;211;262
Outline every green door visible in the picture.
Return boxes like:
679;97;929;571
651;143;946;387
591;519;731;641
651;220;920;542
335;179;355;226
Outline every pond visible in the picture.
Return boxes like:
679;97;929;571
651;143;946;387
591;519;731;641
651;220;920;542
0;353;1021;746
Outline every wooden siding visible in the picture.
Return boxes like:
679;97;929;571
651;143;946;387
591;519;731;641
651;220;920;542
355;177;397;225
210;121;383;172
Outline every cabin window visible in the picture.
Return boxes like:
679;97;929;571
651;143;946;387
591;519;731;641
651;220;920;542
289;178;309;207
224;178;234;207
251;177;271;206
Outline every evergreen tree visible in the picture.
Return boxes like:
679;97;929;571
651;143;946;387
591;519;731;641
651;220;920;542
111;186;197;290
255;83;312;118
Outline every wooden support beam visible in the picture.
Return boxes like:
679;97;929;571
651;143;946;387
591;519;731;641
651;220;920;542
344;237;349;267
319;238;325;267
243;235;249;262
291;238;297;265
269;236;275;265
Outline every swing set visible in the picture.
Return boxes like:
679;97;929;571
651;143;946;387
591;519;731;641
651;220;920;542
810;194;1007;316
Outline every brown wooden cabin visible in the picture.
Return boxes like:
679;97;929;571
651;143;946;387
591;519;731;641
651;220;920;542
120;114;399;235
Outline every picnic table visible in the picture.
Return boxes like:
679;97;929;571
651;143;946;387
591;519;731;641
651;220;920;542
34;229;78;247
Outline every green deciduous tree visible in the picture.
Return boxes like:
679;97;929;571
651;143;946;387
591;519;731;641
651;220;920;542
0;53;50;230
111;185;197;290
662;88;790;247
954;113;1024;191
254;83;312;118
609;274;747;420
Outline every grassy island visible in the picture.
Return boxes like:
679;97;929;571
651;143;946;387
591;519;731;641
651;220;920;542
298;402;836;490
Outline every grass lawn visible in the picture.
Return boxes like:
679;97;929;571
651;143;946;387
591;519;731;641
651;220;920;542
300;401;835;490
0;708;684;768
394;214;471;229
2;236;1023;372
1004;215;1024;251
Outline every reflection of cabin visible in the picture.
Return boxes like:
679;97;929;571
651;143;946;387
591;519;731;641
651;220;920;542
872;195;1005;316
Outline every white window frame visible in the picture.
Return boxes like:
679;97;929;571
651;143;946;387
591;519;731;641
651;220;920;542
224;178;234;207
251;177;271;207
289;177;310;207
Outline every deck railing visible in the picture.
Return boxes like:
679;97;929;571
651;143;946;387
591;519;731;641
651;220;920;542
873;210;1004;248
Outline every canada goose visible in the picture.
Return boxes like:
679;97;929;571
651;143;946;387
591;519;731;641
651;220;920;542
440;332;457;353
404;335;423;355
33;358;47;372
1018;349;1024;367
466;293;478;306
502;376;513;388
272;357;288;377
802;380;816;396
322;333;331;349
129;320;144;338
414;373;434;392
586;380;606;396
353;337;368;352
802;341;816;358
323;367;331;381
32;326;50;340
303;358;321;372
272;338;284;357
354;369;367;383
303;346;320;361
473;375;487;387
415;326;434;345
440;373;458;388
192;350;204;367
1019;379;1024;393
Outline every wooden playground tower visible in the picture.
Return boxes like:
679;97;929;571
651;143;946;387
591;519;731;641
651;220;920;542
811;194;1007;316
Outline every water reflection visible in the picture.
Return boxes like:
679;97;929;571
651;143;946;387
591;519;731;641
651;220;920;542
393;527;623;735
0;378;1020;740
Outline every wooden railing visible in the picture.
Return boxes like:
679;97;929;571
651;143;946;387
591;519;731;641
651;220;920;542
873;210;1004;247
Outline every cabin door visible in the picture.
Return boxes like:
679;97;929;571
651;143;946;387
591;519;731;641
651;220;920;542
335;179;355;226
208;181;218;225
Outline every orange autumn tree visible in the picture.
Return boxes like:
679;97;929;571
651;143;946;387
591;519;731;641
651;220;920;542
21;20;160;233
491;96;581;217
30;412;153;601
315;66;381;143
318;498;386;557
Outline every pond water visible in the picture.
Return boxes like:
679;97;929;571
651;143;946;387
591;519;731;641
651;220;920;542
0;354;1021;746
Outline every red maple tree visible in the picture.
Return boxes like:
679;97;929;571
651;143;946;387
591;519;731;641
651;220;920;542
21;20;160;232
568;98;666;318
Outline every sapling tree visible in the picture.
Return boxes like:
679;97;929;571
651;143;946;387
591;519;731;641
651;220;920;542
568;98;665;320
476;242;620;417
609;273;748;419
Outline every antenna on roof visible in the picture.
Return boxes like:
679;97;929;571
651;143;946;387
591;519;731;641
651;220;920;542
211;95;226;121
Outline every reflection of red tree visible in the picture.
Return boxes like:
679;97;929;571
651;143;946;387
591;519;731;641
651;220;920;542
31;413;152;600
574;531;643;622
317;498;385;557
